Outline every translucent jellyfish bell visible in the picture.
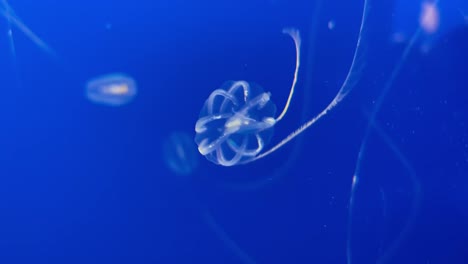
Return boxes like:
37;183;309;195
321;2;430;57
193;0;429;262
195;28;301;166
195;0;418;168
85;73;138;106
195;17;369;166
195;81;277;166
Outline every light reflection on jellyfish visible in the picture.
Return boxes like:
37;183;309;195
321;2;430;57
85;73;138;106
192;0;431;262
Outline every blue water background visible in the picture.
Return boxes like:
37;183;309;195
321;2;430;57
0;0;466;263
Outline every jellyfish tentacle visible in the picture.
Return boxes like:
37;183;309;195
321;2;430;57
345;0;436;259
207;89;239;115
227;134;264;157
217;136;248;166
220;81;249;113
276;28;302;123
0;0;57;58
198;133;229;156
236;92;273;121
244;0;370;164
345;111;422;264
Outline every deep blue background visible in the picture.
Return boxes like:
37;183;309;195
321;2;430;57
0;0;466;263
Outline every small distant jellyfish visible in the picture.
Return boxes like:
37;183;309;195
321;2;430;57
163;132;199;176
85;73;137;106
419;1;440;35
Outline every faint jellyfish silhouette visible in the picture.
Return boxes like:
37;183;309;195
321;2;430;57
391;0;464;53
85;73;138;106
420;1;440;34
163;131;199;176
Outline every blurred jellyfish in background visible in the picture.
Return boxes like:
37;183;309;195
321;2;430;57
391;0;467;53
419;1;440;34
163;131;199;176
85;73;137;106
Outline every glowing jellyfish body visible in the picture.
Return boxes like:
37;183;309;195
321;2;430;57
195;28;301;166
86;73;137;106
195;2;369;167
195;81;277;166
163;132;199;176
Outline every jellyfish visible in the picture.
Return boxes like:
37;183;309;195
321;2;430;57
194;0;369;167
193;0;421;170
194;80;278;166
392;0;467;53
85;73;138;106
194;28;301;166
195;16;366;167
163;131;199;176
193;0;429;262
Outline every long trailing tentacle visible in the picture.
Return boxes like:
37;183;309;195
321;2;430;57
275;28;302;123
245;0;370;164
